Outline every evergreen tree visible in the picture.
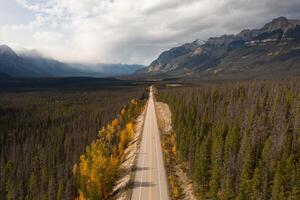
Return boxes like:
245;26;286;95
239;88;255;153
209;131;223;199
271;165;285;200
48;175;56;200
250;163;263;200
6;178;14;200
56;181;64;200
238;141;254;200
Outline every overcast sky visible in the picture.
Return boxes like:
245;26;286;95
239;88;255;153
1;0;300;65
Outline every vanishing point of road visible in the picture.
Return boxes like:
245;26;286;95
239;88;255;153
131;86;170;200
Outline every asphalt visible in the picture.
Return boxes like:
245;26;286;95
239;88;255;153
131;86;170;200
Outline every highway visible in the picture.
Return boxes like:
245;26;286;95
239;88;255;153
131;86;170;200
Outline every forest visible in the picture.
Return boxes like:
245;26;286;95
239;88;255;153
0;87;146;200
158;80;300;200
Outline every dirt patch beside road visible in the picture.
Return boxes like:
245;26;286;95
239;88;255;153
155;102;196;200
112;106;146;200
155;102;172;134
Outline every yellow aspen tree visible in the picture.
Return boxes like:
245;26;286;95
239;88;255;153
111;118;119;127
120;108;126;116
126;122;134;141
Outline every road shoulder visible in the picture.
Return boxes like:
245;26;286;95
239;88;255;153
112;105;147;200
155;101;197;200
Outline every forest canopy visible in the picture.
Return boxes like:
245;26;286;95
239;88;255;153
0;87;145;200
158;80;300;199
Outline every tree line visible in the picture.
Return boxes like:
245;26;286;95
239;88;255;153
158;81;300;199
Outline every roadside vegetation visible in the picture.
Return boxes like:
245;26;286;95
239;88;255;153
158;80;300;200
0;87;145;200
155;101;184;199
73;97;146;200
160;126;182;199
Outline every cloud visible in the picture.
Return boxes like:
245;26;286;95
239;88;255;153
33;31;64;42
2;0;300;64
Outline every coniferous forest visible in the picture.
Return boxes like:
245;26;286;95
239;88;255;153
0;87;145;200
159;81;300;199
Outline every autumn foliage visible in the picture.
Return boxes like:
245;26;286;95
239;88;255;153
73;98;145;200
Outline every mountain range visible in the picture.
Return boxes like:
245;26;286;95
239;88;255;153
2;16;300;80
135;16;300;80
0;45;145;77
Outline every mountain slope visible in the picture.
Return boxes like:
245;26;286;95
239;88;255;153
94;63;145;76
0;45;85;77
136;16;300;79
0;45;30;76
0;46;145;77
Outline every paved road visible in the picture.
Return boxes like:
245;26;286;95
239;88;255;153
131;86;169;200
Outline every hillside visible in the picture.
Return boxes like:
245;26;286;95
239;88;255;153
136;17;300;79
0;45;145;77
0;45;86;77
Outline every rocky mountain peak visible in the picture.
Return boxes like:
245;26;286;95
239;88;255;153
262;16;300;33
206;34;236;47
136;16;300;78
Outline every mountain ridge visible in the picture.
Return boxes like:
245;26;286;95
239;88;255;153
0;46;145;77
135;16;300;79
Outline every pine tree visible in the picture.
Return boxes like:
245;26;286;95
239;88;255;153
193;135;211;198
290;163;300;200
238;142;254;200
28;172;38;199
261;138;272;200
56;181;64;200
209;131;223;199
222;175;234;200
250;163;263;200
48;175;56;200
6;178;14;200
271;165;285;200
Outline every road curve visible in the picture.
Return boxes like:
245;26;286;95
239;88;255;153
131;86;169;200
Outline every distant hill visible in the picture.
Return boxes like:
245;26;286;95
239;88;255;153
135;16;300;80
0;45;145;77
70;63;145;77
0;72;11;79
95;63;145;76
0;45;85;77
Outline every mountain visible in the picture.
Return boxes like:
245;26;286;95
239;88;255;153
136;16;300;79
0;45;85;77
0;45;18;57
0;72;11;79
0;45;29;76
94;63;145;76
0;46;145;77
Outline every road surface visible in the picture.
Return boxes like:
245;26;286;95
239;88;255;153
131;86;169;200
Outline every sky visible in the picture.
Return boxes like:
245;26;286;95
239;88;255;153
1;0;300;65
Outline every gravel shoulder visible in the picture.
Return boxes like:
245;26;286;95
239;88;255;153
112;106;147;200
155;101;197;200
